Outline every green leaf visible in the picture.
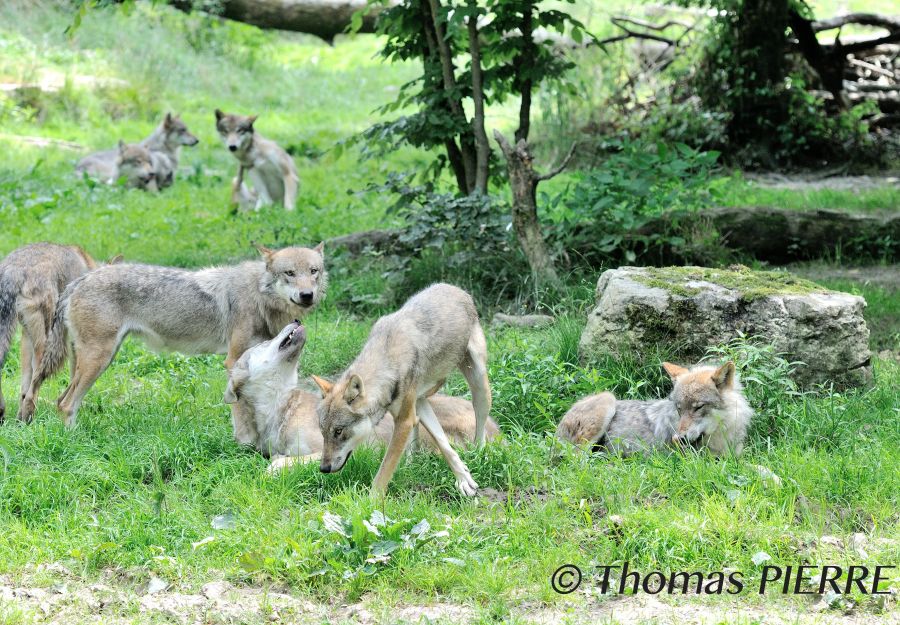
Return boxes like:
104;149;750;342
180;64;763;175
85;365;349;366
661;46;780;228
370;540;401;557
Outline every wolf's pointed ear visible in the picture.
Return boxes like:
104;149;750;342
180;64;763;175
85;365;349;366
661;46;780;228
164;112;173;126
663;362;689;381
344;374;363;404
106;253;124;265
314;241;325;256
252;240;274;261
311;374;333;396
713;361;736;389
248;115;258;127
117;139;126;153
215;108;224;122
223;379;239;404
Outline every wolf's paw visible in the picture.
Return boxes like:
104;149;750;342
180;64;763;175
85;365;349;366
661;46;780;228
456;472;479;497
267;457;296;474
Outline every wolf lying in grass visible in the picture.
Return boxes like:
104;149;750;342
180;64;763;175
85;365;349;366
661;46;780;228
75;113;198;189
557;361;752;456
314;283;492;496
215;109;299;211
0;243;106;423
224;321;500;473
33;243;326;427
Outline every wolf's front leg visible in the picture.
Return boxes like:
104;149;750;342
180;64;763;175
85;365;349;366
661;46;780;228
282;172;298;211
371;391;417;496
415;397;478;496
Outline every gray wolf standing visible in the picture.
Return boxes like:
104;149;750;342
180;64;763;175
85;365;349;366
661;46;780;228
75;113;198;188
215;109;299;211
34;243;325;427
556;362;752;456
313;283;492;496
0;243;98;423
223;321;500;473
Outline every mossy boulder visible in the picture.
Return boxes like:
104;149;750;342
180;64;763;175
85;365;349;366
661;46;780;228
580;266;872;388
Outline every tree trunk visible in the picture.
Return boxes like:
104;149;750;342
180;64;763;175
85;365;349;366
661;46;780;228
169;0;381;42
493;131;560;288
728;0;790;143
428;0;477;194
515;3;534;143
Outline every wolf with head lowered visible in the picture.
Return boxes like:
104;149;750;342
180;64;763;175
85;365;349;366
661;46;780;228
33;243;326;426
313;283;492;496
225;321;501;473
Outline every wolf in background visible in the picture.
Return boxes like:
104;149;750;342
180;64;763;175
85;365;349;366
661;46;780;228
75;113;198;188
557;361;752;456
215;109;299;211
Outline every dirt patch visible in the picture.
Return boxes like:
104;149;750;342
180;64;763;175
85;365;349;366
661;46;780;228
2;567;896;624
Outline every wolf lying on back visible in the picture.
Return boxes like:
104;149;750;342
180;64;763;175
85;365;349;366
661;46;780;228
0;243;104;423
557;362;753;456
225;321;500;473
75;113;198;189
34;243;326;427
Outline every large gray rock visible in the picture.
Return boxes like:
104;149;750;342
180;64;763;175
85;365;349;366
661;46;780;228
580;266;872;388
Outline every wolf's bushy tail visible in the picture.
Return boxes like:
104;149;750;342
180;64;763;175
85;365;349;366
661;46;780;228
0;272;20;370
35;281;76;380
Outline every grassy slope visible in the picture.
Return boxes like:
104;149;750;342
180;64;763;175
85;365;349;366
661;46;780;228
0;3;898;624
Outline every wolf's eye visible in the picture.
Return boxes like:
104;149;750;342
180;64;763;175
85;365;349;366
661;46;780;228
334;428;343;438
310;267;319;275
284;270;296;277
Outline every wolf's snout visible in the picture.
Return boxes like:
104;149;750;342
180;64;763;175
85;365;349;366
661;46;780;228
292;291;314;306
319;461;332;473
228;145;238;152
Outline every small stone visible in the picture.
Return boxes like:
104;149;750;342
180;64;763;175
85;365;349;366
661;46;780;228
201;581;231;600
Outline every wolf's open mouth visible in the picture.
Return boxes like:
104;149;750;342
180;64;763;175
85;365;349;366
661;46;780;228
278;322;304;351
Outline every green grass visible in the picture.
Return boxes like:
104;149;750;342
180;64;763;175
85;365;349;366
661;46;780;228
717;178;899;213
1;314;898;622
0;3;898;623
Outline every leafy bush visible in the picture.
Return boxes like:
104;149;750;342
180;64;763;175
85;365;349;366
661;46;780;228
359;172;529;306
551;141;724;265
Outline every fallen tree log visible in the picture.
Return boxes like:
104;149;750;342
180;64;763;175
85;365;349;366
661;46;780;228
159;0;380;41
636;206;900;264
331;207;900;265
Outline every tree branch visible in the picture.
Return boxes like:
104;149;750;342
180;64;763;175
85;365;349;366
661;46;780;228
841;31;900;55
536;142;576;181
812;13;900;33
610;16;692;33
